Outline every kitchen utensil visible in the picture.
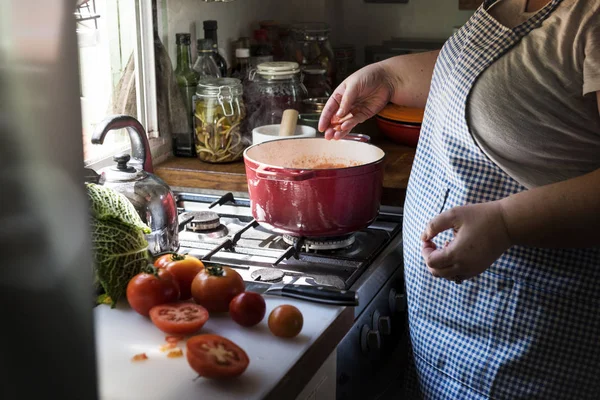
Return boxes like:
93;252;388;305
279;109;299;136
245;282;358;306
375;116;421;147
376;103;423;147
252;124;316;144
243;137;385;237
91;115;179;255
377;103;424;124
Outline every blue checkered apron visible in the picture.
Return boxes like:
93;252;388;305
402;0;600;398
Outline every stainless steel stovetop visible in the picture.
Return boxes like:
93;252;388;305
175;192;404;316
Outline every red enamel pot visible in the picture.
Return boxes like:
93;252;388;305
243;136;385;238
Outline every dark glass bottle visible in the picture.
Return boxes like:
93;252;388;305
231;48;251;83
203;20;228;77
173;33;199;157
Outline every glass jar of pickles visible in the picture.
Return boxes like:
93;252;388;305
193;77;247;163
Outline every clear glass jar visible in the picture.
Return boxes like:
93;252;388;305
291;23;336;86
193;77;247;163
246;61;307;132
302;67;332;98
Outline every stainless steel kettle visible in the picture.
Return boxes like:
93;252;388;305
91;115;179;255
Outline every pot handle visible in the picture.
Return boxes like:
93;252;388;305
342;133;371;143
255;167;316;181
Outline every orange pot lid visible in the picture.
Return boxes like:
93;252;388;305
377;104;424;124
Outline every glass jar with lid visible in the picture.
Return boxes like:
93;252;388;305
291;22;336;86
193;77;248;163
246;61;307;132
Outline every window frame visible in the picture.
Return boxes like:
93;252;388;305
84;0;169;171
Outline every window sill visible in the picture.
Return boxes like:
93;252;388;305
85;136;172;172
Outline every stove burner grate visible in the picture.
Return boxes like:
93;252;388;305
283;233;356;251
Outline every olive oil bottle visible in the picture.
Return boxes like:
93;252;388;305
173;33;198;157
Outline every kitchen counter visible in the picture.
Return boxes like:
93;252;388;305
95;296;353;400
155;119;415;206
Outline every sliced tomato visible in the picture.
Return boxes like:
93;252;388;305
149;303;209;335
186;334;249;379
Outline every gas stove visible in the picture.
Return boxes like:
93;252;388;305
176;192;403;314
175;191;409;400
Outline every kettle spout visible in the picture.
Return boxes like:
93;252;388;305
91;115;153;173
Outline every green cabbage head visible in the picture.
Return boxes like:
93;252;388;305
86;183;151;307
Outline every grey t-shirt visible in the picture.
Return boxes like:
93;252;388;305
468;0;600;188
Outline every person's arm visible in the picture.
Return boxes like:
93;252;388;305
319;50;440;139
379;50;440;110
420;92;600;281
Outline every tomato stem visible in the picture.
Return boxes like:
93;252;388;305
206;266;225;277
171;253;187;261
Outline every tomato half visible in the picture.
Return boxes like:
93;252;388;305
186;334;249;379
191;266;245;313
229;292;266;327
155;253;205;300
268;305;303;338
149;302;209;335
126;269;180;317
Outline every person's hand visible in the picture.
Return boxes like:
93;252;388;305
318;62;394;140
421;201;512;284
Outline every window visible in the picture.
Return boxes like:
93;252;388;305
76;0;160;168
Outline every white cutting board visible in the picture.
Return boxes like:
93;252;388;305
95;297;347;400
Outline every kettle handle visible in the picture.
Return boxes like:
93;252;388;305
91;115;153;173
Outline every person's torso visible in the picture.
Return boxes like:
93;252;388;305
402;1;600;398
468;0;600;188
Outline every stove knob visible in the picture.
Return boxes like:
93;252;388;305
389;288;407;314
378;316;392;336
360;324;381;354
367;329;382;352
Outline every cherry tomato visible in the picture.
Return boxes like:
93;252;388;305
149;302;209;335
126;269;180;317
229;292;266;327
186;334;249;379
268;305;303;338
155;253;204;300
191;266;245;313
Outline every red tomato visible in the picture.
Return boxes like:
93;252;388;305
268;305;303;338
153;254;173;269
186;334;249;379
126;269;180;317
155;253;205;300
191;266;245;313
229;292;266;327
149;302;209;335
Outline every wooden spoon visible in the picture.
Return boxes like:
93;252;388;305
279;109;299;137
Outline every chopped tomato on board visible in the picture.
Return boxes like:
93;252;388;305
132;353;148;362
167;349;184;358
149;303;209;336
166;335;185;343
186;334;249;379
